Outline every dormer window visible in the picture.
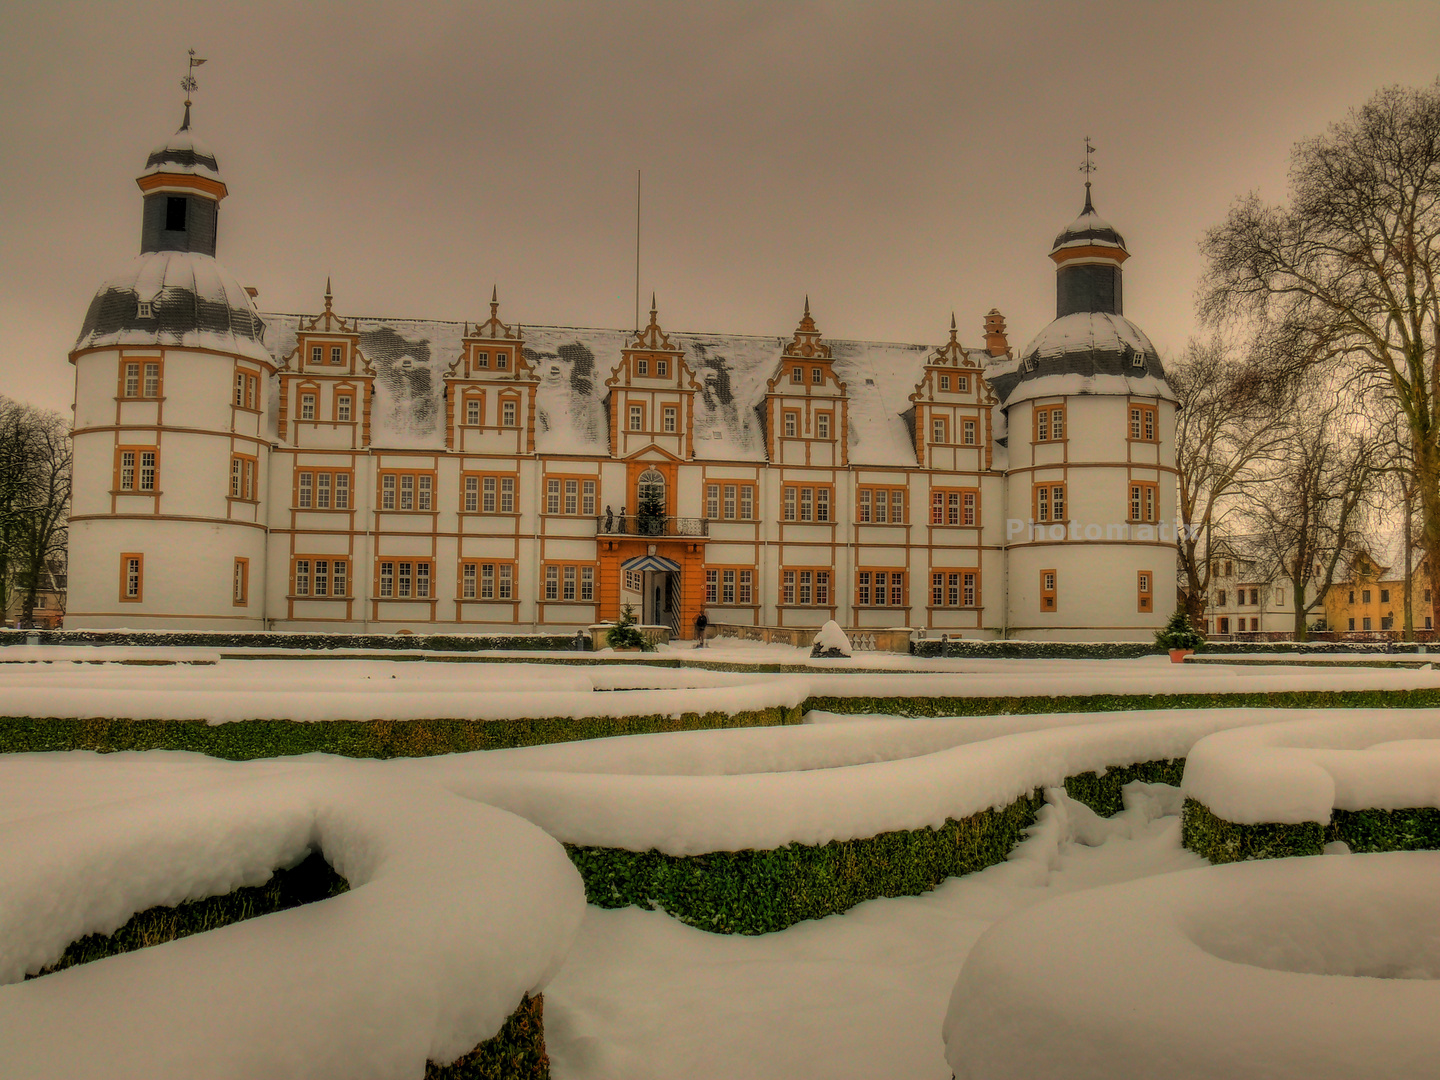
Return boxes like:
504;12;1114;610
136;300;154;319
812;367;822;384
310;346;323;365
475;351;490;368
495;351;509;370
657;360;668;377
791;367;803;384
939;374;951;391
958;375;969;392
637;359;649;376
330;346;343;365
1131;349;1145;368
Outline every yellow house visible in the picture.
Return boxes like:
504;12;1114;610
1322;547;1433;636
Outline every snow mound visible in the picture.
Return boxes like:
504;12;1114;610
0;768;585;1079
1182;714;1440;824
944;851;1440;1080
810;621;852;658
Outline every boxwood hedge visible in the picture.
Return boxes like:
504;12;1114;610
0;628;576;652
24;849;551;1078
1184;798;1440;864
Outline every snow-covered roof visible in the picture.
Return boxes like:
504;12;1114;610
259;312;983;464
141;107;223;183
987;312;1174;408
1051;188;1126;253
73;251;270;364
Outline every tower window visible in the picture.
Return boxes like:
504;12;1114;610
165;197;187;232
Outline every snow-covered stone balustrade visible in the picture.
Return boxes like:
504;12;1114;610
943;851;1440;1080
707;622;914;652
0;769;584;1080
1181;713;1440;862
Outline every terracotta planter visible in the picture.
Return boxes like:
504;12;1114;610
1169;648;1194;664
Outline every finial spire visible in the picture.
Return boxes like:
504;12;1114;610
804;294;811;317
490;285;499;320
324;277;333;313
1079;136;1097;212
650;292;657;320
181;48;206;111
950;311;957;331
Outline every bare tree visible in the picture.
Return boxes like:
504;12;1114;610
1240;385;1381;639
1200;78;1440;633
1171;336;1292;624
0;396;70;628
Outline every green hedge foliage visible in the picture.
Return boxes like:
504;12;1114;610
1064;759;1187;817
909;639;1159;659
564;792;1044;935
26;850;550;1077
1185;798;1440;864
0;629;576;652
0;706;804;760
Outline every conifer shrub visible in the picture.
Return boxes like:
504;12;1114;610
1154;606;1205;652
603;603;650;651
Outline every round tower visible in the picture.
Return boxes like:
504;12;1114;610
66;102;273;629
990;184;1178;640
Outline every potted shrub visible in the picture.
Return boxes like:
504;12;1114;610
1155;606;1204;663
606;603;651;652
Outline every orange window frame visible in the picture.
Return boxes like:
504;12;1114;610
1138;570;1154;613
1033;404;1066;443
119;552;144;602
1129;404;1159;442
233;557;249;606
1040;569;1058;611
113;444;159;493
117;357;163;399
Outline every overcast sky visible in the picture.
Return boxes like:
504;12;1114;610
2;1;1438;417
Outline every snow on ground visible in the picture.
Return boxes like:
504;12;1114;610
945;850;1440;1080
1183;714;1440;823
4;648;1440;723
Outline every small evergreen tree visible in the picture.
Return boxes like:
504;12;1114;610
637;485;667;536
1155;605;1205;652
606;602;651;651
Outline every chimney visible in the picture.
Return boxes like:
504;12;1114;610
983;309;1009;357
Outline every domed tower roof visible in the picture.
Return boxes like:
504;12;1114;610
987;185;1173;407
140;103;224;184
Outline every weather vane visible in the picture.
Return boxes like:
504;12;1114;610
181;48;207;107
1079;136;1098;189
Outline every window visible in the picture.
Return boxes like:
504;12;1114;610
494;351;509;370
1362;589;1372;604
816;412;831;439
1033;483;1066;522
119;359;162;399
791;366;803;384
931;488;979;527
542;564;595;602
1129;405;1158;441
115;446;158;492
780;569;831;606
229;454;258;501
1363;616;1373;631
857;486;907;524
1034;405;1066;442
378;471;435;512
290;557;349;598
1251;617;1260;632
1276;587;1285;606
781;484;832;522
962;419;977;446
939;375;951;391
545;476;597;515
375;559;433;599
1381;615;1394;630
465;396;483;426
233;370;259;410
1348;590;1355;603
460;561;515;601
1427;617;1433;630
637;359;649;376
812;367;822;384
1129;482;1159;523
705;483;755;520
783;411;799;438
931;570;979;608
464;474;516;514
932;417;948;444
310;346;322;365
295;469;352;510
706;567;754;605
1250;588;1259;605
1040;569;1057;611
1348;618;1355;631
1220;617;1231;634
501;399;517;427
856;570;907;607
1225;561;1233;576
330;345;343;365
1381;588;1391;603
629;404;644;431
657;360;669;377
1138;571;1153;613
475;350;489;368
165;196;187;231
300;393;316;421
1216;589;1227;606
336;395;353;422
120;553;143;601
624;569;642;592
230;558;247;610
957;375;969;393
663;406;677;433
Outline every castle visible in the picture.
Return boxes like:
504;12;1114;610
65;104;1178;641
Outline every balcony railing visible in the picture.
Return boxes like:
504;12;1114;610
595;515;708;537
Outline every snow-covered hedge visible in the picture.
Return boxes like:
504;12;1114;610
1181;713;1440;863
0;770;585;1079
944;851;1440;1079
0;628;576;651
404;710;1298;932
909;637;1438;659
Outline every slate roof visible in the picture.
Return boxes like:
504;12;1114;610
985;312;1175;407
258;312;994;465
141;106;223;183
1051;188;1126;253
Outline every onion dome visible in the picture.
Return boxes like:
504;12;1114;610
141;103;224;184
1051;186;1126;254
72;249;269;364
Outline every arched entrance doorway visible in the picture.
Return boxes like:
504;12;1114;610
621;552;682;634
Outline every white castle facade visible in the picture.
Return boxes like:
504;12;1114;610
65;109;1179;641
